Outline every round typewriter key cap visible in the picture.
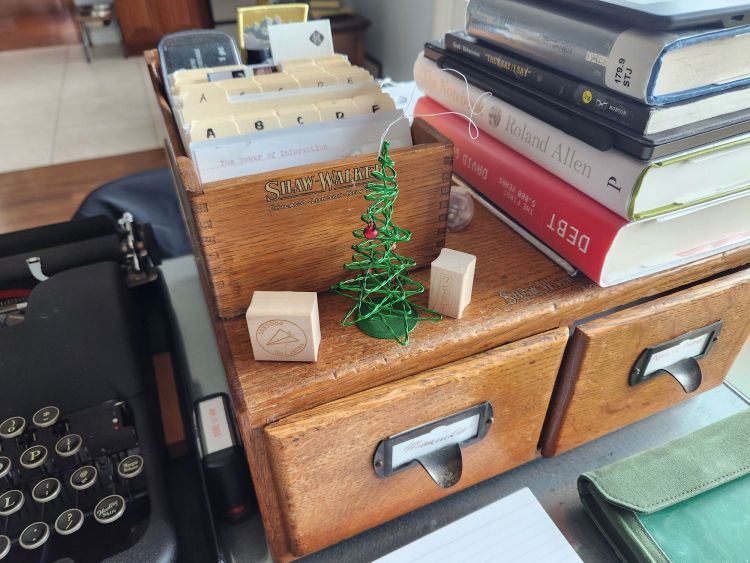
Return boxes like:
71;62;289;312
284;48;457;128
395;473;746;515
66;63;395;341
54;508;84;536
32;406;60;428
0;416;25;439
32;477;61;503
70;465;97;490
0;456;10;479
20;445;47;469
0;535;9;560
55;434;82;457
94;495;126;524
117;455;144;479
0;490;24;516
19;522;49;550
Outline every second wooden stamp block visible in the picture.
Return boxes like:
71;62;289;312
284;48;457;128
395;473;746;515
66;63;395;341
429;248;477;319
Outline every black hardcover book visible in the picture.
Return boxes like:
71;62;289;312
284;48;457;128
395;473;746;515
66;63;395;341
424;40;750;160
445;30;651;132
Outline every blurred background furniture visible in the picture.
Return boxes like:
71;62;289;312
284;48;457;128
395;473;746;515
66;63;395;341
71;0;126;61
113;0;212;56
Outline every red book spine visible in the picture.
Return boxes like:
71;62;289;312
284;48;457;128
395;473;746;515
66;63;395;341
416;97;625;284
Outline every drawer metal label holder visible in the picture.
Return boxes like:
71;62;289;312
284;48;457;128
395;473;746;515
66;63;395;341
629;320;723;393
373;402;493;488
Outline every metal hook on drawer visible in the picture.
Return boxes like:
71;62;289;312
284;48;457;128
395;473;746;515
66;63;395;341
416;443;464;488
660;357;702;393
629;320;722;394
373;402;493;489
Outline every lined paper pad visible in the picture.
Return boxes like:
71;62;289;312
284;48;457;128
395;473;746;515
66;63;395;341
374;488;582;563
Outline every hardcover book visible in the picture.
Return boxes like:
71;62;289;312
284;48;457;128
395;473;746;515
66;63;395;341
426;39;750;160
466;0;750;104
414;55;750;221
415;96;750;287
444;30;750;135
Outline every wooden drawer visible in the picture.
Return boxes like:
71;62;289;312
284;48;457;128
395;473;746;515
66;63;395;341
263;328;568;556
541;269;750;457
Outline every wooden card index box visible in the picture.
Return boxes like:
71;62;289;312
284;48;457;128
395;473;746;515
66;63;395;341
145;52;750;562
144;51;452;319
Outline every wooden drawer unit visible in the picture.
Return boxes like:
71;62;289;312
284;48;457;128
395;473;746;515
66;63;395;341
541;269;750;456
264;328;567;556
202;202;749;561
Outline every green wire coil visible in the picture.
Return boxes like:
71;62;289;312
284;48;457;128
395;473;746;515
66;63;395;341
332;140;441;345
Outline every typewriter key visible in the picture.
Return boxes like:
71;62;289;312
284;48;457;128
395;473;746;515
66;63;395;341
94;495;126;524
0;535;9;560
20;445;47;469
32;406;60;428
0;416;25;439
55;434;82;457
118;455;144;479
0;490;24;516
55;508;84;535
32;477;61;503
19;522;49;550
0;456;10;479
70;465;97;490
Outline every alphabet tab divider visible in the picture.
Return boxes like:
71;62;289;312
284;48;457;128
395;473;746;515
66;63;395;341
180;82;381;124
353;93;397;115
294;69;339;89
236;111;283;135
255;73;302;92
189;116;241;141
277;105;323;128
317;99;363;121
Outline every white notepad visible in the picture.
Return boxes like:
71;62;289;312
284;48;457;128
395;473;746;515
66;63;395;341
374;488;582;563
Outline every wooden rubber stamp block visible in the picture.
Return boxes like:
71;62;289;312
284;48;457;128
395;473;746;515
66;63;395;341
429;248;477;319
246;291;321;362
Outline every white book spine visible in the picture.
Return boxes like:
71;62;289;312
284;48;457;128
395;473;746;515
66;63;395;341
414;55;644;219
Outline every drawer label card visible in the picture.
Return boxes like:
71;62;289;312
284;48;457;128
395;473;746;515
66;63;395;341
373;402;493;488
630;320;723;393
391;414;481;469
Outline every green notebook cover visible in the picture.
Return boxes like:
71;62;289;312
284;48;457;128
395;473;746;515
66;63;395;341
578;410;750;563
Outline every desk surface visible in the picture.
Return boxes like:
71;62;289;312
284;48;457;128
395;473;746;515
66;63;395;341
162;255;749;563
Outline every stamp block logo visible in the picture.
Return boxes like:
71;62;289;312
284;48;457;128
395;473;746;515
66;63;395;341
256;320;307;357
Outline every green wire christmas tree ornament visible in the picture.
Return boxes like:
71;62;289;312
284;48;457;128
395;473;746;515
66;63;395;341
332;140;442;345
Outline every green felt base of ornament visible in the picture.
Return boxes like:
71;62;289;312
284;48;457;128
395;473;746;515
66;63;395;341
356;300;418;339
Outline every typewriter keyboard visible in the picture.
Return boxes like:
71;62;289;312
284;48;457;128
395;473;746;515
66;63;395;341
0;400;148;560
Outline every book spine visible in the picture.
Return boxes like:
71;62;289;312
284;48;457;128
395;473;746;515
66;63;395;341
415;97;623;284
466;0;659;102
444;32;652;133
414;55;641;219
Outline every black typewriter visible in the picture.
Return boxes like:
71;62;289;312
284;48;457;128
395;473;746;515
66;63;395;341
0;216;176;562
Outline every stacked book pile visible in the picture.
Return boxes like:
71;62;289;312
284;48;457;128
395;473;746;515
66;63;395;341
415;0;750;286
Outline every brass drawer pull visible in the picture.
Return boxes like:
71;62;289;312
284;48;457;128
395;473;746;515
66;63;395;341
629;320;723;393
373;402;494;488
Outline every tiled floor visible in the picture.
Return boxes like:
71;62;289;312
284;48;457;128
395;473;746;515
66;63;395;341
0;43;165;173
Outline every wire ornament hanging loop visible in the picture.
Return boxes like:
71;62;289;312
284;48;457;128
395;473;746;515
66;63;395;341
379;66;493;149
